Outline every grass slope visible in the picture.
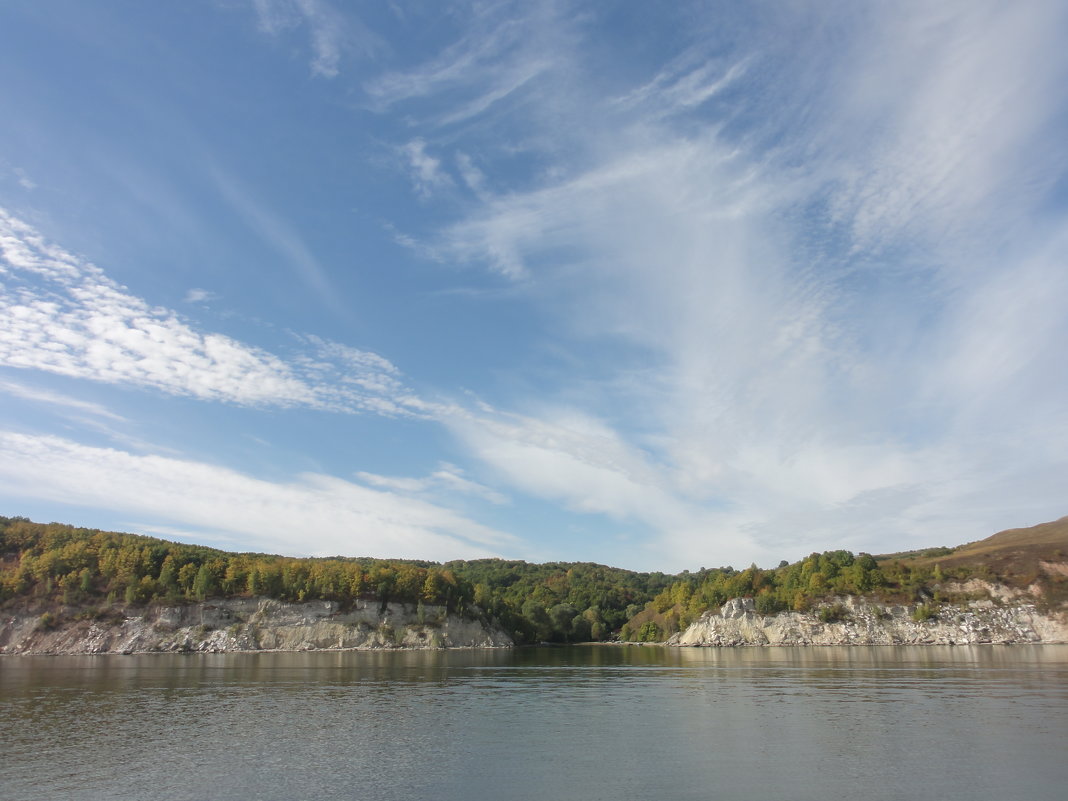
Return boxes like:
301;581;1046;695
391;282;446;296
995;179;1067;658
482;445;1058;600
891;516;1068;581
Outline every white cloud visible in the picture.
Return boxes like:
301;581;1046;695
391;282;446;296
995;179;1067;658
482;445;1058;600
183;288;217;303
822;1;1068;258
614;48;748;116
293;334;432;417
441;403;769;568
0;377;173;454
0;209;424;416
0;431;514;561
389;2;1068;567
430;464;509;505
356;462;508;506
251;0;380;78
297;0;343;78
6;2;1067;570
363;6;561;126
401;139;452;198
437;135;781;282
455;152;489;201
251;0;298;35
0;377;125;422
14;168;36;191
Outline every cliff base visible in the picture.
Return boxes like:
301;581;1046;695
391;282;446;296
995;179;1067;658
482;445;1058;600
668;595;1068;646
0;598;513;654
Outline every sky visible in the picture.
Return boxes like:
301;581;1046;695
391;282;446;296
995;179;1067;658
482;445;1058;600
1;1;1067;572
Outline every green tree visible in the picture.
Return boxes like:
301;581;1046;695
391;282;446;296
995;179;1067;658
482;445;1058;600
521;599;552;642
192;565;215;601
548;603;579;641
637;621;663;642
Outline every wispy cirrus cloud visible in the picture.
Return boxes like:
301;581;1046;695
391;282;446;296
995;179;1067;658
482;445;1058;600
0;377;125;422
368;1;1068;567
251;0;381;78
14;168;36;191
363;5;562;126
445;405;700;528
0;377;174;454
356;462;508;506
0;431;513;561
401;139;452;198
455;152;490;201
183;288;217;304
207;167;338;307
613;47;748;117
821;0;1068;259
4;1;1066;571
0;209;423;417
440;399;914;568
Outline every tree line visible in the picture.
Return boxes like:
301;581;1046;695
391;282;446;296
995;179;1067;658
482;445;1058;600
1;516;977;644
0;517;472;612
620;549;979;641
0;516;671;643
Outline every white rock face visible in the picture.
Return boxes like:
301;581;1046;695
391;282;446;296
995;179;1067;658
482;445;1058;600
0;598;513;654
667;596;1068;647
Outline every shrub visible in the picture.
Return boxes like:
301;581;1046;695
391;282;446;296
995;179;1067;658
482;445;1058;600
636;621;663;642
377;623;396;643
755;594;786;615
911;604;939;622
817;604;849;623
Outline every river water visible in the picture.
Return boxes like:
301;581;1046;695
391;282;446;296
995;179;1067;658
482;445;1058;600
1;645;1066;801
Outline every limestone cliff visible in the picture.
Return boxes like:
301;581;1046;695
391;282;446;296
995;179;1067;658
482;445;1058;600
0;598;513;655
667;595;1068;647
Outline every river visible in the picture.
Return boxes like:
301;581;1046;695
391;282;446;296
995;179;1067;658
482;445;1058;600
1;645;1066;800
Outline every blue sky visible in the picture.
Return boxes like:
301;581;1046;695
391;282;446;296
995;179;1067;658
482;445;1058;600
1;1;1067;571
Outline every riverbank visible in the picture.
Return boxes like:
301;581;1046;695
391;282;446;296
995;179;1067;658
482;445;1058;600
5;593;1066;654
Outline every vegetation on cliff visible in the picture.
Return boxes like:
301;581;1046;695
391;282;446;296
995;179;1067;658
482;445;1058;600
3;514;1065;645
0;515;472;613
0;516;671;644
622;519;1068;641
621;551;948;641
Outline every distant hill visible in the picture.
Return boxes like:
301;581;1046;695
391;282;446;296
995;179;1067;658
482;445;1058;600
883;516;1068;586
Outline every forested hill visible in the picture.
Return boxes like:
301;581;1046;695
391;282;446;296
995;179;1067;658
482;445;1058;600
0;516;674;644
2;514;1065;644
621;517;1068;642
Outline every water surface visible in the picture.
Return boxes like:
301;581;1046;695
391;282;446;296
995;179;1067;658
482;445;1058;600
2;645;1066;800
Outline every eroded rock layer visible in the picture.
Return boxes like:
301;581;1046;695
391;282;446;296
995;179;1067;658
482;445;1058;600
668;596;1068;647
0;598;513;654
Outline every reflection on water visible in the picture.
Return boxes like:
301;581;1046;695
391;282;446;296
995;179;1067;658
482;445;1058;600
2;645;1066;801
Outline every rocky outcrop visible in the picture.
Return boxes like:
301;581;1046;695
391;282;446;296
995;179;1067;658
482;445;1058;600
667;596;1068;647
0;598;513;655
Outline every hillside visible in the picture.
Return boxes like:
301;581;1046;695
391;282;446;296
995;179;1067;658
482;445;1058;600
618;518;1068;642
2;513;1066;651
658;518;1068;648
894;516;1068;579
0;515;672;646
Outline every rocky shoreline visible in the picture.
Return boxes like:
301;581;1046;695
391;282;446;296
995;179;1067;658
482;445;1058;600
4;593;1066;655
667;596;1068;647
0;597;514;655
